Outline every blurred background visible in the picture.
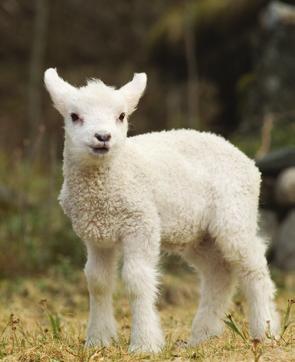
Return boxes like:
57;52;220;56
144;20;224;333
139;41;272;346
0;0;294;277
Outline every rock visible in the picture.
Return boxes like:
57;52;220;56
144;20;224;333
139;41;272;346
261;1;295;30
256;147;295;177
258;209;278;245
259;176;277;209
276;167;295;206
274;211;295;270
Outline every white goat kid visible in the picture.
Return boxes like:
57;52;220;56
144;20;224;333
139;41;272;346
44;68;280;353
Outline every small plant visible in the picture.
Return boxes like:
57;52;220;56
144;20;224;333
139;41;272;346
40;299;62;340
223;314;248;344
280;299;294;341
224;299;295;362
251;339;263;362
223;314;264;362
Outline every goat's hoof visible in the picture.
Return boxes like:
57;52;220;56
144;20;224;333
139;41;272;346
189;325;223;346
85;333;117;348
128;340;164;354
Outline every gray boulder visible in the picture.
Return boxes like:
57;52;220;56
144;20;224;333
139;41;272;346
259;210;278;245
276;167;295;206
274;210;295;270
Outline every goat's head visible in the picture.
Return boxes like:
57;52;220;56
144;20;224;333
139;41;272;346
44;68;146;162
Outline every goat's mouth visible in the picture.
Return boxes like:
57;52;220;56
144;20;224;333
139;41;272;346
89;144;110;155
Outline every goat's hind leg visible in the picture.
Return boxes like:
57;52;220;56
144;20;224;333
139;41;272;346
235;237;280;340
182;240;236;346
217;233;280;341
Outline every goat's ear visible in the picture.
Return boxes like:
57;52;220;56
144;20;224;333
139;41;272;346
44;68;77;116
119;73;147;114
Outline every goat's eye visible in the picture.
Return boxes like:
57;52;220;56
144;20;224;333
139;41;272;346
118;112;125;122
70;113;79;122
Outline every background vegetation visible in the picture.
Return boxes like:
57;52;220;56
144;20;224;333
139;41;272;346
1;0;294;275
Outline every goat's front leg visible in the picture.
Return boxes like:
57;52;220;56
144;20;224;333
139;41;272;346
84;243;118;347
122;232;164;353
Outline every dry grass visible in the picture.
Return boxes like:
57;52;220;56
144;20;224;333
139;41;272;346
0;269;294;362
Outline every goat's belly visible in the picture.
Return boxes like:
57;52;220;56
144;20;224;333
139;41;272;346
160;199;210;252
159;212;205;249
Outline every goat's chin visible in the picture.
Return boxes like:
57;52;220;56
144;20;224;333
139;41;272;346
64;140;125;167
80;146;119;165
85;148;113;161
88;146;110;157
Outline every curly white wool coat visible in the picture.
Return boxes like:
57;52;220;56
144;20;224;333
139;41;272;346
44;68;280;353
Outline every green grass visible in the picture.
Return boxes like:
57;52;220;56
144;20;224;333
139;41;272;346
0;269;294;361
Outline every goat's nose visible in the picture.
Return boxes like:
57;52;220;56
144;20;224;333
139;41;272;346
94;132;111;142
